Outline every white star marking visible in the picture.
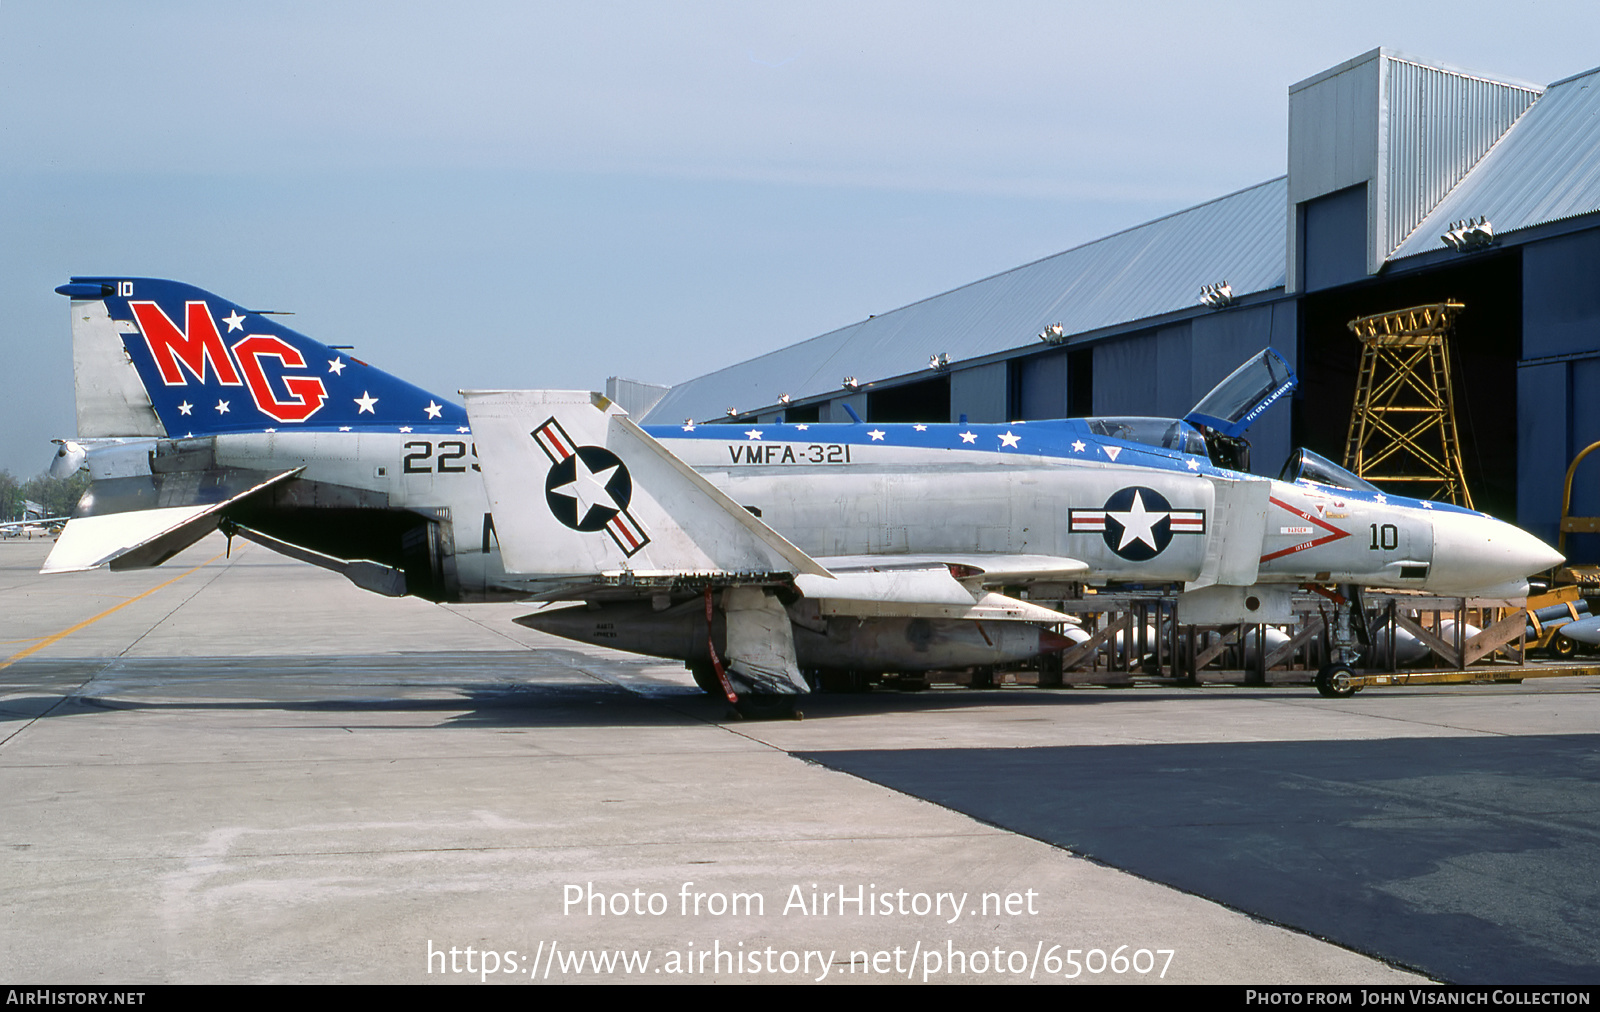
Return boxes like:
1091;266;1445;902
215;400;230;414
913;424;928;431
177;401;193;416
1108;490;1163;551
424;401;442;419
264;428;276;433
222;310;245;332
681;423;695;431
457;426;470;434
868;429;886;441
183;432;193;439
1071;440;1086;453
1374;494;1387;503
1186;459;1200;470
998;431;1020;448
354;391;378;414
399;426;412;433
339;426;352;432
959;431;977;444
1422;501;1434;509
328;358;345;375
795;424;809;431
550;452;621;527
745;429;763;440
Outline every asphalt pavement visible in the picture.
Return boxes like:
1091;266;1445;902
5;534;1595;984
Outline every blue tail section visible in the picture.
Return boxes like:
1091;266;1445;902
56;277;467;436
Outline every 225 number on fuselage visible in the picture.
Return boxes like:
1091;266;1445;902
402;439;479;474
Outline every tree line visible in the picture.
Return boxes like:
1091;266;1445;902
0;469;90;521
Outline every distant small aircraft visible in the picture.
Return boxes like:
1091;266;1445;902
0;500;66;539
42;278;1561;713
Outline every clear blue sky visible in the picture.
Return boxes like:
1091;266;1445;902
2;1;1595;476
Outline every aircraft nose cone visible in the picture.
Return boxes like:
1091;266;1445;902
1429;509;1564;596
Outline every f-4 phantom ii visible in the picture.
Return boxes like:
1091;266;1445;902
45;277;1562;713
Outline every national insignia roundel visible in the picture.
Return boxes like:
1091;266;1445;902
1067;486;1207;562
529;416;653;557
544;445;633;531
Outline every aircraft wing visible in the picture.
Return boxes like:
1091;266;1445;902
42;468;303;573
818;553;1089;585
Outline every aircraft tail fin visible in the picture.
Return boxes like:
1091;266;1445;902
464;389;829;581
55;278;466;437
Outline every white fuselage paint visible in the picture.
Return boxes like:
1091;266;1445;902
196;430;1546;602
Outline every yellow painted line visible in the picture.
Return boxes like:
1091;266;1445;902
0;551;228;670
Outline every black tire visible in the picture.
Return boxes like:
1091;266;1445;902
1315;663;1358;698
732;694;799;720
689;663;723;696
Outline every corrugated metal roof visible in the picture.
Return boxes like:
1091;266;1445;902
1389;65;1600;260
647;177;1287;423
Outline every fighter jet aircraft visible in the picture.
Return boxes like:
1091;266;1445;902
43;277;1563;713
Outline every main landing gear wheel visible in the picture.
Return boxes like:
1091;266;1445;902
1315;663;1359;698
689;664;723;696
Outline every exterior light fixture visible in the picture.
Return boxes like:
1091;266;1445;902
1440;216;1494;251
726;406;738;417
928;352;950;371
778;393;791;404
1037;323;1066;345
1199;282;1234;308
842;377;859;389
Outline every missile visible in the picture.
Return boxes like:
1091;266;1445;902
1559;615;1600;646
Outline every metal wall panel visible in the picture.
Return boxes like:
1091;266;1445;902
949;361;1007;423
1092;333;1160;416
1523;229;1600;360
1517;361;1569;541
1300;184;1369;291
1565;358;1600;561
1013;349;1068;420
1153;323;1194;418
1288;50;1381;206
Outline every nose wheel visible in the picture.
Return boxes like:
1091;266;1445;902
1315;663;1359;698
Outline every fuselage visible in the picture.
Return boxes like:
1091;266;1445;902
171;415;1552;603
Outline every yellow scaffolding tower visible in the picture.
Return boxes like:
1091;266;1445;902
1343;301;1474;508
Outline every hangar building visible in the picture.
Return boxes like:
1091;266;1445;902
640;49;1600;555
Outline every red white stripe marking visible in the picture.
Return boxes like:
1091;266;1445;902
1259;496;1351;562
533;417;577;463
